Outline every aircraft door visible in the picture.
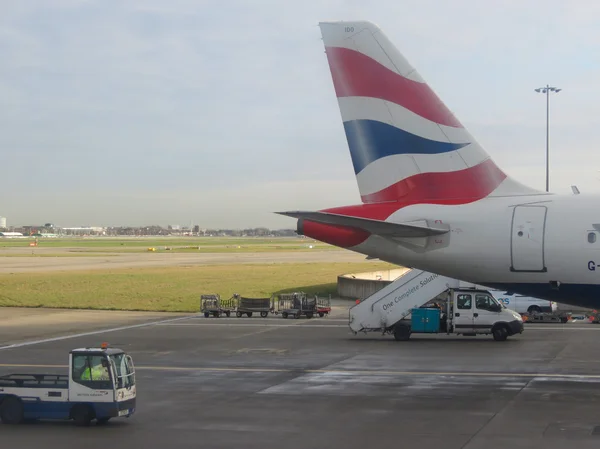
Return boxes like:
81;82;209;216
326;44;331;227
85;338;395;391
510;205;547;272
453;293;474;333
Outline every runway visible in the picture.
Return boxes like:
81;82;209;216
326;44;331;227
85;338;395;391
0;247;367;273
1;304;600;448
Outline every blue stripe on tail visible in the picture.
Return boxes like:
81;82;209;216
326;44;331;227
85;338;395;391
343;119;470;174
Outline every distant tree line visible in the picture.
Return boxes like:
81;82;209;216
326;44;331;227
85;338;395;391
6;224;298;237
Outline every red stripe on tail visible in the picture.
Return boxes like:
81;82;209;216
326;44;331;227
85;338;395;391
325;46;462;128
361;159;507;204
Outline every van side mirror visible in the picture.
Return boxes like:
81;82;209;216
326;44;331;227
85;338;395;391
491;304;502;312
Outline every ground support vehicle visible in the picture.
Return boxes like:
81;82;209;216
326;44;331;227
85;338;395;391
233;294;272;318
588;311;600;323
273;292;317;319
349;269;524;341
0;344;136;426
488;290;558;315
520;312;569;323
200;294;236;317
315;295;332;317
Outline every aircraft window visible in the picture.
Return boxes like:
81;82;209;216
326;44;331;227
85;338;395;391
456;294;472;310
588;232;597;244
475;294;496;311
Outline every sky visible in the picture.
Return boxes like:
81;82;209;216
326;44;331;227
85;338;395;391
1;0;600;229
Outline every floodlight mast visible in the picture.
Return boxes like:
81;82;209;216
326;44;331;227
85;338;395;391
534;85;561;192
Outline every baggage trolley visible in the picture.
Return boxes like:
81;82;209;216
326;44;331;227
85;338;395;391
273;292;317;319
233;294;272;318
200;294;236;318
315;295;332;317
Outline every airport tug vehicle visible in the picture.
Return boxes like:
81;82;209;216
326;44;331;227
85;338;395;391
0;343;136;426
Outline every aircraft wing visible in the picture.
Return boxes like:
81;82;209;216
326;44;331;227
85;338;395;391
276;211;450;238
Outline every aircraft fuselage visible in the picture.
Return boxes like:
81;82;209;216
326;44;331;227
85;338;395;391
300;193;600;310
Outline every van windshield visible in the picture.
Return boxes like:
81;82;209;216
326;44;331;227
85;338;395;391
488;292;507;308
490;296;506;308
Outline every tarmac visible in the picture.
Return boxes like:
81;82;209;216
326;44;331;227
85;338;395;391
2;304;600;448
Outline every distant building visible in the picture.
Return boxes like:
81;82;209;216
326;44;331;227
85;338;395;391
61;227;106;236
0;231;23;238
0;217;6;229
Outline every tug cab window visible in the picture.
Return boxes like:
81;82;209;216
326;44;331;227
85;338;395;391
72;354;112;390
588;232;597;244
109;352;136;389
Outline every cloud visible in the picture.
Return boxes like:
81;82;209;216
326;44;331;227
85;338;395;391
0;0;599;227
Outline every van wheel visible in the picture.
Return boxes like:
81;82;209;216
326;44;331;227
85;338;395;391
71;404;94;427
528;305;542;314
492;325;508;341
393;324;411;341
0;396;24;425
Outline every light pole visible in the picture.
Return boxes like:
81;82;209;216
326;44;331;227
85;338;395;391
534;85;561;192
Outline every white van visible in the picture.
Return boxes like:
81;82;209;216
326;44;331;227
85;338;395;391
488;290;557;314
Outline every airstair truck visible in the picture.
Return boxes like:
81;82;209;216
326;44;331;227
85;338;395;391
0;343;136;426
349;270;524;341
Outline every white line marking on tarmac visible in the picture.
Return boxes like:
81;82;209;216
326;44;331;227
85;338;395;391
0;363;599;380
0;317;595;352
158;322;600;330
0;315;197;351
190;318;349;323
156;323;348;328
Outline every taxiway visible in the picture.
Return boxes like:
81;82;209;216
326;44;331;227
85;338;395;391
1;303;600;448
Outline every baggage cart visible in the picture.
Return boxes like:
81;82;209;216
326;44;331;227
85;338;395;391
315;295;332;317
273;292;317;319
522;312;568;324
200;294;221;317
200;294;236;318
219;296;237;316
233;294;272;318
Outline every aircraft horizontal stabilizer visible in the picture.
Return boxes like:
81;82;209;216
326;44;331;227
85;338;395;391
276;211;449;238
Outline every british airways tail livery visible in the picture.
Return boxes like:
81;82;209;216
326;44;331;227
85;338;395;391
278;20;600;310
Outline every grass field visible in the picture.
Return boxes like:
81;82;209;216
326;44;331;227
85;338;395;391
0;261;396;312
0;253;121;257
0;237;317;248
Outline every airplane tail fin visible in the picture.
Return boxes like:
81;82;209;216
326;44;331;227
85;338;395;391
318;21;543;205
